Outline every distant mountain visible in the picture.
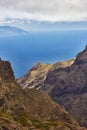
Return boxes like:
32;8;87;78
2;18;87;30
0;26;28;36
17;45;87;128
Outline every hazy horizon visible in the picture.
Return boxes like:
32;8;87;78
0;0;87;78
0;30;87;78
0;0;87;30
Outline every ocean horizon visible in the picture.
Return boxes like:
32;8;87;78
0;30;87;78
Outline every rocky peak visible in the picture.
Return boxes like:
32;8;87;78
0;59;15;82
74;45;87;65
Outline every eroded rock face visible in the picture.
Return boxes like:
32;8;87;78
46;46;87;127
74;45;87;65
44;46;87;127
17;46;87;127
17;59;75;92
0;60;15;82
17;62;53;90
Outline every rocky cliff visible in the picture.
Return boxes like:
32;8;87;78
17;46;87;128
0;59;83;130
0;59;15;82
17;59;74;93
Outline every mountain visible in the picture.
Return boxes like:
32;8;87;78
17;46;87;128
0;26;28;36
2;18;87;30
0;59;84;130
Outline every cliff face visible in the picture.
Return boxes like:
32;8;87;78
17;59;74;93
0;59;15;82
74;45;87;65
17;46;87;128
48;46;87;96
17;62;53;90
48;46;87;127
0;59;84;130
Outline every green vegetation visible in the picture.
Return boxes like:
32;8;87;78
0;110;12;123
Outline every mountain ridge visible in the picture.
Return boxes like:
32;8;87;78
17;45;87;127
0;26;28;36
17;59;75;91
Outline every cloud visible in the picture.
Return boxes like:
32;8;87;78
0;0;87;21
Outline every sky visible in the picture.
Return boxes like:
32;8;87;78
0;0;87;22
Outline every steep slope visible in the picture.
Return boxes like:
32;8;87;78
17;46;87;128
0;59;15;82
0;59;84;130
17;59;74;93
48;46;87;127
17;62;53;90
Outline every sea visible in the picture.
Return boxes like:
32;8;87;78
0;30;87;78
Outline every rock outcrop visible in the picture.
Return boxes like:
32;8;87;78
0;59;15;82
17;59;74;93
17;62;53;90
74;45;87;65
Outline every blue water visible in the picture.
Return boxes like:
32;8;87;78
0;30;87;78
